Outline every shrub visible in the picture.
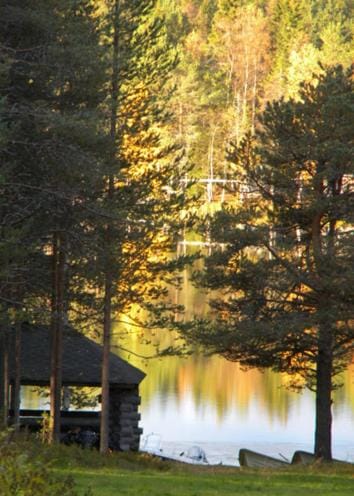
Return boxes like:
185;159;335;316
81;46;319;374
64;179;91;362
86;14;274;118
0;430;92;496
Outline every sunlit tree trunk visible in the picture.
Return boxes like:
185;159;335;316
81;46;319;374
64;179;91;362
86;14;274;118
251;57;257;135
234;90;241;145
226;54;235;106
207;127;217;203
242;42;249;133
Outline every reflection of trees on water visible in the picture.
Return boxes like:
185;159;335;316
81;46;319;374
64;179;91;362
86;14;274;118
114;326;285;423
21;340;354;423
333;364;354;414
113;254;354;423
117;329;354;422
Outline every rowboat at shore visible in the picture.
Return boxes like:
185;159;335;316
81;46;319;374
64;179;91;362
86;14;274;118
291;451;350;465
141;434;353;467
238;449;289;468
240;449;352;468
291;450;317;465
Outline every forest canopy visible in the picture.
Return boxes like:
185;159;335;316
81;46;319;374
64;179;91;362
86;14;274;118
0;0;353;461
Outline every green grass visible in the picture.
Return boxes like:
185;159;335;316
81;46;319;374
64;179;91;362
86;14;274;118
50;446;354;496
65;468;354;496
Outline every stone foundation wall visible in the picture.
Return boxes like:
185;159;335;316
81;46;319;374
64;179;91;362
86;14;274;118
109;386;143;451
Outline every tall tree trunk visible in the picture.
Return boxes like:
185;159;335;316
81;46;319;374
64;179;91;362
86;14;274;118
312;174;334;460
100;0;120;454
226;54;234;107
234;90;241;145
100;270;112;453
50;231;66;443
314;322;333;460
0;331;4;423
251;57;257;135
13;321;21;430
242;43;249;132
207;127;216;203
0;329;9;426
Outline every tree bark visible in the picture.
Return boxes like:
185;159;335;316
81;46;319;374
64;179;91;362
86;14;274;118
100;0;120;454
242;41;249;133
13;321;21;430
0;331;4;422
314;322;333;460
312;172;335;461
251;56;257;135
100;272;112;453
0;330;9;426
50;231;66;443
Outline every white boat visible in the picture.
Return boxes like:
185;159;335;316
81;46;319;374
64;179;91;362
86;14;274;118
141;433;209;465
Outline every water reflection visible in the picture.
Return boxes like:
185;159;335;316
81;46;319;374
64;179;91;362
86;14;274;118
19;254;354;459
118;257;354;455
115;323;354;452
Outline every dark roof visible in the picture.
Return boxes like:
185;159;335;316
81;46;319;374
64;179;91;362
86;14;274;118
7;324;145;387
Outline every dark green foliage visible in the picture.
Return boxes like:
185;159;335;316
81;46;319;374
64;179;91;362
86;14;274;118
0;0;190;335
92;0;191;321
0;430;92;496
190;65;354;459
0;0;107;322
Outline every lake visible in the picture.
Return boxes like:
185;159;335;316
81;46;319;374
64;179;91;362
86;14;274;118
115;257;354;465
116;324;354;465
20;323;354;464
21;263;354;465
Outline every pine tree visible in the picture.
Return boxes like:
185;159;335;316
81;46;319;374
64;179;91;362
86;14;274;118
190;65;354;460
0;0;106;440
97;0;188;453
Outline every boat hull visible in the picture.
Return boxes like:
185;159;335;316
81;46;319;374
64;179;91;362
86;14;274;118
291;451;350;465
239;449;289;468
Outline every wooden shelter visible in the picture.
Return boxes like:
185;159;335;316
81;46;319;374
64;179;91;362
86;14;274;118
0;323;145;451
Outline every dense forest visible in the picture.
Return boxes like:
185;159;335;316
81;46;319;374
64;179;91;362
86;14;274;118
158;0;353;188
0;0;353;461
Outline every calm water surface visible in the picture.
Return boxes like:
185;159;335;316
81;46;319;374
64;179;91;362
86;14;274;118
117;328;354;464
116;262;354;464
21;262;354;464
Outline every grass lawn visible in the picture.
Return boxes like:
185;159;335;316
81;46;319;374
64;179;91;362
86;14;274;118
52;449;354;496
4;436;352;496
67;468;354;496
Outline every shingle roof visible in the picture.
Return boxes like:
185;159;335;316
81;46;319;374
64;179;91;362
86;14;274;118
7;324;145;387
